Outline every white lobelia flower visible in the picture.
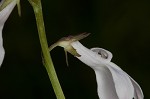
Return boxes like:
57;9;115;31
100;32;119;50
50;33;144;99
0;0;17;66
71;41;144;99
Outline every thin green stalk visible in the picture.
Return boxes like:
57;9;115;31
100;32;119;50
28;0;65;99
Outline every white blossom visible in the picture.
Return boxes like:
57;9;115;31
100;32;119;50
49;30;144;99
71;41;144;99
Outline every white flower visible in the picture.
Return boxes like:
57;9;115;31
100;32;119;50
0;0;17;66
50;33;144;99
71;41;144;99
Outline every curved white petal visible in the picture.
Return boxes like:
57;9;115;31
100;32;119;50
94;66;119;99
129;76;144;99
0;0;17;66
105;62;134;99
107;62;144;99
105;61;144;99
71;41;144;99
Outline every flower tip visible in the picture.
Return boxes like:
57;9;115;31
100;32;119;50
17;0;21;16
73;32;90;41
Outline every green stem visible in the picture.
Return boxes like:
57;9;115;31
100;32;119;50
28;0;65;99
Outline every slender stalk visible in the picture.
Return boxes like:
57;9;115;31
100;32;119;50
28;0;65;99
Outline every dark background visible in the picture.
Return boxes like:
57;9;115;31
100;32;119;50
0;0;150;98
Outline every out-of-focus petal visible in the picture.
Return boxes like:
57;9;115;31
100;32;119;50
0;0;17;27
0;0;17;66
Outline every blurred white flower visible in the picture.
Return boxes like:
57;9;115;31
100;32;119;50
71;41;144;99
50;33;144;99
0;0;17;66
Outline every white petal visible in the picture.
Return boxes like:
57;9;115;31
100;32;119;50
105;62;135;99
104;59;143;99
90;48;113;62
71;41;111;67
94;66;119;99
91;48;136;99
0;0;17;27
129;76;144;99
0;0;17;66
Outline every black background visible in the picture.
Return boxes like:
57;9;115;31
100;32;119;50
0;0;149;98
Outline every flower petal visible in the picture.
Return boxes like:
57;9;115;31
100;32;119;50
94;66;119;99
91;48;135;99
71;41;111;67
129;76;144;99
105;62;135;99
103;56;144;99
0;0;17;27
107;62;144;99
0;0;17;66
